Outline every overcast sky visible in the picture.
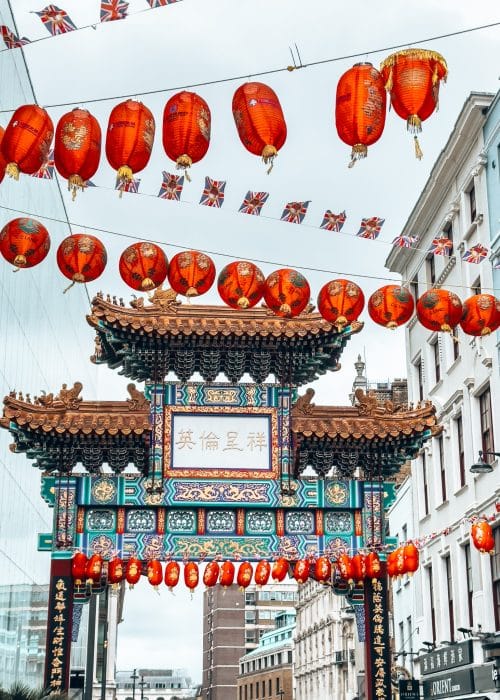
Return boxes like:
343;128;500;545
7;0;500;683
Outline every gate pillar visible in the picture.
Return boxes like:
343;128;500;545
44;557;74;693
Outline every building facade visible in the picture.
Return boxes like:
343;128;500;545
116;668;196;700
386;92;500;699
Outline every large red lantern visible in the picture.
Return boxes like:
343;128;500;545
471;521;495;554
335;63;387;166
232;82;287;172
314;556;332;584
162;91;211;179
380;49;447;158
386;551;398;578
147;560;163;589
55;109;101;199
293;559;310;585
2;105;53;179
403;543;419;574
254;560;271;587
365;552;382;582
108;557;124;586
317;278;365;330
368;285;415;329
460;294;500;337
272;558;289;582
184;561;199;591
86;554;103;585
351;554;367;583
416;289;462;333
394;547;406;577
72;552;88;586
106;100;155;188
237;562;253;590
0;127;7;185
165;561;180;590
337;554;353;583
203;561;220;588
217;261;265;309
119;242;168;291
125;557;142;588
56;234;107;290
264;268;311;318
167;250;216;297
0;217;50;270
219;561;235;588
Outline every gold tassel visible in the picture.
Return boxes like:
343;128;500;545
414;136;423;160
384;67;393;93
262;145;278;174
6;162;19;180
176;154;192;182
407;114;422;134
68;174;86;201
348;143;367;168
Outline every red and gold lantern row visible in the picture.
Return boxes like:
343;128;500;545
125;557;142;588
163;91;211;179
147;560;163;589
0;217;50;270
380;49;447;159
337;554;353;583
167;250;216;297
86;554;103;585
0;127;7;185
71;552;88;586
386;551;397;578
272;558;289;583
108;556;124;586
403;543;419;574
416;289;462;333
368;285;414;329
119;242;168;291
471;521;495;554
55;109;101;199
217;260;265;309
293;559;310;585
106;100;155;189
165;561;180;590
232;82;287;172
219;561;235;588
56;234;107;291
2;105;53;179
460;294;500;337
237;561;253;590
203;561;220;588
335;63;387;166
317;278;365;330
254;560;271;587
264;268;311;318
351;553;367;583
314;556;332;585
184;561;199;591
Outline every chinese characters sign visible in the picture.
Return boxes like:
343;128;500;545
365;576;391;700
44;565;73;691
420;640;473;675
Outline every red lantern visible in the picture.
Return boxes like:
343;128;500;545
147;560;163;589
394;547;406;577
232;82;287;171
0;127;7;185
254;560;271;587
162;91;211;178
203;561;220;588
217;261;265;310
471;521;495;554
2;104;53;179
184;561;199;591
219;561;235;588
365;552;382;582
56;234;107;289
237;561;253;590
106;100;155;188
86;554;103;585
314;556;332;584
264;268;311;318
337;554;353;583
0;217;50;270
125;557;142;588
351;554;367;583
167;250;216;297
108;556;124;586
335;63;387;166
55;108;101;199
403;543;419;574
317;279;365;330
460;294;500;337
368;285;415;329
293;559;310;585
380;49;447;158
386;551;398;578
119;242;168;292
272;558;289;582
416;289;463;333
165;561;180;590
72;552;88;585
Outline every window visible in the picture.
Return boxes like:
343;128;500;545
469;183;477;222
479;386;494;462
452;333;460;361
407;616;413;654
239;687;243;700
402;523;408;545
410;274;419;303
438;436;446;502
445;556;455;641
471;276;481;295
268;679;272;696
427;253;436;285
422;452;429;516
255;681;259;698
428;566;437;642
261;680;265;697
491;527;500;630
415;358;424;402
276;677;281;693
456;415;466;487
250;683;253;700
442;221;453;253
433;340;441;384
399;620;404;652
465;544;473;628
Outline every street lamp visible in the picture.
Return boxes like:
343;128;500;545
130;669;138;700
470;450;500;474
139;674;146;700
276;691;284;700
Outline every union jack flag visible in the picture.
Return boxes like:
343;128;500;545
35;5;76;35
30;150;54;179
158;171;184;201
86;180;97;187
100;0;129;22
0;26;30;48
462;243;488;264
115;177;141;194
147;0;182;6
392;234;419;249
356;216;385;240
429;236;452;256
239;191;269;216
199;176;226;208
320;210;346;232
281;201;310;224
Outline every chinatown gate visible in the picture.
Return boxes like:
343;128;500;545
0;291;440;700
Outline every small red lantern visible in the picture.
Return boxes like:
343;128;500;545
219;561;235;588
86;553;103;585
56;234;107;290
460;294;500;337
55;108;101;199
254;560;271;587
272;558;289;582
162;91;211;178
0;217;50;270
106;99;155;188
368;285;414;329
72;552;88;586
167;250;216;297
403;543;419;574
237;561;253;590
217;261;265;310
337;554;353;583
2;104;53;179
184;561;199;591
335;63;387;166
147;560;163;589
317;278;365;330
232;82;287;172
416;289;463;333
119;242;168;292
394;547;406;577
351;554;367;583
386;551;398;578
0;127;7;185
314;556;332;584
165;561;180;590
203;561;220;588
365;552;382;582
264;268;311;318
293;559;310;585
108;556;124;586
125;557;142;588
471;521;495;554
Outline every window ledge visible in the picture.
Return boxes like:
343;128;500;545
419;513;432;524
429;379;443;396
435;499;449;512
446;357;461;375
453;484;468;497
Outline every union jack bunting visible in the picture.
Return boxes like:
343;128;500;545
320;210;346;232
429;236;453;256
86;180;97;187
199;176;226;208
392;234;419;249
462;243;489;264
239;191;269;216
100;0;129;21
356;216;385;240
0;26;30;48
35;5;76;35
147;0;182;6
115;178;141;194
158;171;184;201
30;151;54;179
281;201;311;224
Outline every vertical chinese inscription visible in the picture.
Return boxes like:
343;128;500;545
44;566;73;692
365;575;391;700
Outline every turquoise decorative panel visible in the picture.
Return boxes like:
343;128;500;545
166;509;197;534
126;509;156;533
86;509;115;532
245;511;275;535
324;511;353;534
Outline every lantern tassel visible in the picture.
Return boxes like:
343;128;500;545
6;163;19;180
262;145;278;174
413;136;423;160
63;281;75;294
176;155;193;182
348;144;368;168
116;166;133;198
68;175;86;201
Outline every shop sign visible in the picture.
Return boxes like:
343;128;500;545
473;662;500;692
398;678;420;699
422;667;474;699
420;640;473;675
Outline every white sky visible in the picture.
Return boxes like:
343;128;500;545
8;0;500;683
